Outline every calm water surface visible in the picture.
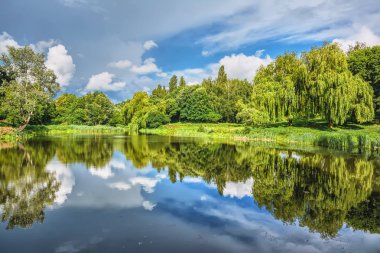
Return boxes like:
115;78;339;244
0;135;379;253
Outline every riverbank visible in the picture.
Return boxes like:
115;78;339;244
141;122;380;151
0;125;127;141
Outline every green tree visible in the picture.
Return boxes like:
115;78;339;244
151;84;167;99
302;43;374;126
252;53;302;124
178;86;221;122
168;75;178;93
0;46;59;131
55;93;82;124
348;45;380;119
216;65;227;84
179;76;186;88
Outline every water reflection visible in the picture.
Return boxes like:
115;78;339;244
0;141;59;229
0;135;379;252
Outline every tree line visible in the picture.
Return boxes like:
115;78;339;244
0;43;379;131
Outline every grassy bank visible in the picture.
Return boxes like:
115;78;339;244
141;122;380;151
0;124;128;141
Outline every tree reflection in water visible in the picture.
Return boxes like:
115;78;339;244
0;135;378;237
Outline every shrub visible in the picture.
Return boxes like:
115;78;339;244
146;111;170;128
236;107;270;126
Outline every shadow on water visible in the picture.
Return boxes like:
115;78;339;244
0;135;379;238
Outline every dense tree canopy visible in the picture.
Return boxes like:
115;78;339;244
0;46;59;130
348;45;380;119
0;43;378;131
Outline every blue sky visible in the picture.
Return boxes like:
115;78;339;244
1;0;380;102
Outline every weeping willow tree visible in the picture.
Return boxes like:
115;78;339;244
301;43;374;126
252;53;303;125
250;43;374;126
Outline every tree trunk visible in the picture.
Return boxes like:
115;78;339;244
17;112;32;132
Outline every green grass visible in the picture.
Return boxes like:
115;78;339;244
0;124;128;141
141;122;380;151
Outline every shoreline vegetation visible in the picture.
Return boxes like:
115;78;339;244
141;122;380;152
2;120;379;153
0;125;127;141
1;44;380;154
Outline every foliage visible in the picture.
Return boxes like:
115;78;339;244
177;86;221;122
348;45;380;118
145;109;170;128
0;43;379;133
168;75;178;93
0;46;59;130
55;91;115;125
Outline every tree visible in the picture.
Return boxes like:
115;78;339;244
178;86;221;122
302;43;374;126
145;109;170;128
0;46;59;131
82;92;114;125
151;84;167;99
123;91;150;125
216;65;227;84
348;45;380;119
55;93;82;124
168;75;178;93
252;53;302;124
179;76;186;88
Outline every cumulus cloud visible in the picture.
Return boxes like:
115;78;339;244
0;32;20;54
89;165;114;179
108;59;132;69
31;39;57;52
142;200;157;211
215;53;272;80
130;176;159;193
333;26;380;52
46;160;75;206
45;44;75;87
223;178;254;199
172;52;272;84
143;40;158;50
85;72;126;91
130;58;161;75
108;182;131;191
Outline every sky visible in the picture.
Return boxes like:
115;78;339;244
1;0;380;102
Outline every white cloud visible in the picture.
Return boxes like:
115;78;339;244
109;159;126;170
46;160;75;206
199;1;380;53
85;72;126;91
108;182;131;191
182;177;204;183
32;39;57;52
89;165;114;179
143;40;158;50
171;52;272;84
0;32;20;54
142;200;156;211
45;44;75;87
108;59;132;69
216;53;272;80
130;176;159;193
333;26;380;52
223;178;254;199
201;50;210;57
130;58;161;75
